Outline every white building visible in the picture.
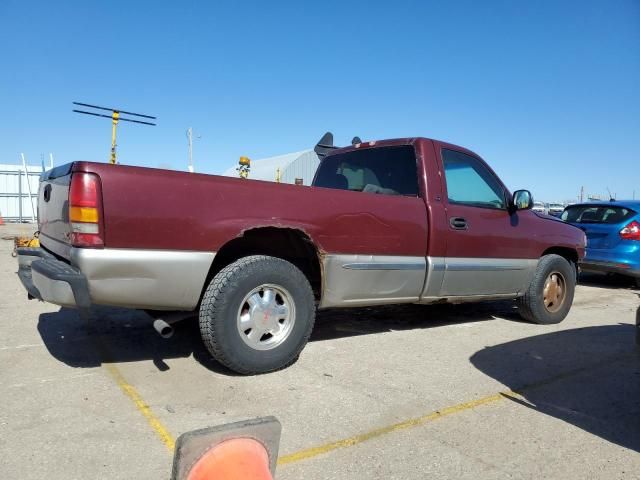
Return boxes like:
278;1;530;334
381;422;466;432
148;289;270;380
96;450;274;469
0;163;43;222
222;149;320;185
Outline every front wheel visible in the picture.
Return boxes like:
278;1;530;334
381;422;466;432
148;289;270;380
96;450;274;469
199;255;316;375
517;254;576;325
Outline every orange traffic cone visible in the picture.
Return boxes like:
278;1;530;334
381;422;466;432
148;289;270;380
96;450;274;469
0;209;4;225
186;438;272;480
172;417;281;480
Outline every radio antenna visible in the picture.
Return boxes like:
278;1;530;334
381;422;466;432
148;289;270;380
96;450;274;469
73;102;156;164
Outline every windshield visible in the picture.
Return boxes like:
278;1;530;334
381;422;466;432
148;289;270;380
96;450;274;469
561;205;636;224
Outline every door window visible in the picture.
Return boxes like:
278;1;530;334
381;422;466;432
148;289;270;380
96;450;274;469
442;149;506;209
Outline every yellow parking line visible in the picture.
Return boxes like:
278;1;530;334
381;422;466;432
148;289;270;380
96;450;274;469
100;350;629;465
101;357;516;463
277;390;518;466
103;363;176;452
277;353;631;466
103;353;514;463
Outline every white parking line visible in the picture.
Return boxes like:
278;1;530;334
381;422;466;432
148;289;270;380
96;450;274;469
4;372;97;389
0;343;45;351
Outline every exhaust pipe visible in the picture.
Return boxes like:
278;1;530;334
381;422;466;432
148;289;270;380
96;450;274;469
153;319;174;339
149;311;192;339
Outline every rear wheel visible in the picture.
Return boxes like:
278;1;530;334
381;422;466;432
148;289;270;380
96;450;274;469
517;254;575;324
199;255;315;375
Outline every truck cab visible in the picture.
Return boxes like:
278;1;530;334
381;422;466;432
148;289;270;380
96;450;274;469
312;138;583;303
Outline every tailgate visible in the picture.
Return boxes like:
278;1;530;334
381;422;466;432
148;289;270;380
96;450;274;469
38;163;74;259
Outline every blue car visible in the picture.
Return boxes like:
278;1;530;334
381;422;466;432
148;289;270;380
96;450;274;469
561;201;640;287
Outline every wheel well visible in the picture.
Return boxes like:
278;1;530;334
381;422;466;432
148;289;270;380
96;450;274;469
202;227;322;302
541;247;579;275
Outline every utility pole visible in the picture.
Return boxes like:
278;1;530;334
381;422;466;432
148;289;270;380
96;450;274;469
580;186;584;202
73;102;156;164
110;111;119;163
186;127;201;173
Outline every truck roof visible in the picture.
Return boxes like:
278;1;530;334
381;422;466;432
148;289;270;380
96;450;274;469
325;137;482;160
568;200;640;210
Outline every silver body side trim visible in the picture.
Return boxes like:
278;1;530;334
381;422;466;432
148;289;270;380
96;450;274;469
419;293;521;305
438;257;537;297
445;263;532;272
321;255;538;308
421;256;446;298
320;254;427;308
70;248;215;310
342;263;425;271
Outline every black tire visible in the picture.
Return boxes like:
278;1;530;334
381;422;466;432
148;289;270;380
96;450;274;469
634;277;640;289
199;255;315;375
517;254;575;325
636;305;640;347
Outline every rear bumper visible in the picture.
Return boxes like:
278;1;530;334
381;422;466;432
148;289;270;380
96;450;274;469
579;259;640;278
16;247;91;308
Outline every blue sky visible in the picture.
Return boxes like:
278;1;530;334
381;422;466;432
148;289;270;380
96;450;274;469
1;0;638;202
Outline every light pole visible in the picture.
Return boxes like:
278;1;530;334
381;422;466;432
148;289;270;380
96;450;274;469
73;102;156;164
186;127;201;173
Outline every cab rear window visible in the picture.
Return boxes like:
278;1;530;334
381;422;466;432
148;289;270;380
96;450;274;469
313;146;419;196
561;205;636;224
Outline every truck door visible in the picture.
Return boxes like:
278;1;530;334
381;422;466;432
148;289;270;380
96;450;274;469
313;144;429;307
437;147;536;296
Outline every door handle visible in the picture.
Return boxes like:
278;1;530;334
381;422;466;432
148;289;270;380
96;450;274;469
449;217;468;230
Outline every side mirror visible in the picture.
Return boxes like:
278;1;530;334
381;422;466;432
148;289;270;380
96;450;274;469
512;190;533;211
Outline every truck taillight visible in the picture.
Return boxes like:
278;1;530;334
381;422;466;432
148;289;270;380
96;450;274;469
620;220;640;241
69;172;104;247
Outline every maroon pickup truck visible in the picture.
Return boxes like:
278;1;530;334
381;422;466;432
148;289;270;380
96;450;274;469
17;136;585;374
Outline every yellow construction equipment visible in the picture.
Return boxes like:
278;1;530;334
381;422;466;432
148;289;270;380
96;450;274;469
238;156;251;179
9;231;40;257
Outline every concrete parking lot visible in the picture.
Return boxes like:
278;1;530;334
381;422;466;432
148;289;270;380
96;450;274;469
1;224;639;479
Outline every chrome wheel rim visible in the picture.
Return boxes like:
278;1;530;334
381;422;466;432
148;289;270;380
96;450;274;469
236;284;295;351
543;271;567;313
